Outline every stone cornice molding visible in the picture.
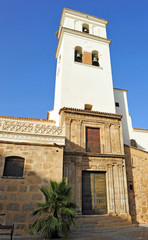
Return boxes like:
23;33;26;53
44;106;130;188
0;139;65;147
0;132;65;146
55;27;112;58
64;150;125;158
59;107;123;120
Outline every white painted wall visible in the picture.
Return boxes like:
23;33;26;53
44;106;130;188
52;10;115;124
132;129;148;151
114;89;132;146
51;9;148;152
53;31;115;124
61;33;115;110
114;89;148;151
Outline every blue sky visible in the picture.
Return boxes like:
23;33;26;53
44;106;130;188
0;0;148;128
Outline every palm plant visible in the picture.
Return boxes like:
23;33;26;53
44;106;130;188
30;180;77;239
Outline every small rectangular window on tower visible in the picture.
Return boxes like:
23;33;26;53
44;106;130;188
115;102;120;107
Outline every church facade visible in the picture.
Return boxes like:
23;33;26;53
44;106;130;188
0;8;148;235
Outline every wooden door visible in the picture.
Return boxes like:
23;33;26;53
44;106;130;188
82;171;107;215
86;127;101;153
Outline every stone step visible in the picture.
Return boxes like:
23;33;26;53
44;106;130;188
73;223;138;233
72;214;136;233
81;221;133;228
76;217;131;224
76;215;132;225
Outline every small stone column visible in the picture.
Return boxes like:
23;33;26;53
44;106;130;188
122;160;129;214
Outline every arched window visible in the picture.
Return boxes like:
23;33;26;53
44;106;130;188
3;156;25;177
74;46;82;63
92;50;100;66
82;24;89;33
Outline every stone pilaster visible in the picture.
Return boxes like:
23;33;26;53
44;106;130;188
118;164;126;213
113;164;120;214
105;123;111;153
107;164;115;214
122;160;129;214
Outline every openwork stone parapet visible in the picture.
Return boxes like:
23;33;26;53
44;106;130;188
0;117;65;145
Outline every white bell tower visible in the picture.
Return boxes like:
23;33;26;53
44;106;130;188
51;8;116;124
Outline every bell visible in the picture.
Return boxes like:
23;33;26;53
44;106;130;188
93;56;98;63
75;52;82;62
92;55;99;66
76;52;81;58
83;27;89;33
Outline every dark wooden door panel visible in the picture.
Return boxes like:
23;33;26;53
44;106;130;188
82;171;107;215
86;128;101;153
82;171;93;214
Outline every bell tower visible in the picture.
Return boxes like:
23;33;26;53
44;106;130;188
51;8;115;124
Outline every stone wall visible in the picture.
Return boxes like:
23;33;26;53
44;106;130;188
0;142;64;235
124;145;148;223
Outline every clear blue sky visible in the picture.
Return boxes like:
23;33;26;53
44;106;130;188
0;0;148;128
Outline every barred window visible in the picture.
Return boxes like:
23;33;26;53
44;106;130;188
3;156;25;177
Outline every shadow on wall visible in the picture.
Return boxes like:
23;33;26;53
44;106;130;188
63;137;92;214
0;169;51;235
124;145;139;224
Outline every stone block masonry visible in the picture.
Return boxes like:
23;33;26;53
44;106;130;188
0;142;64;235
125;145;148;224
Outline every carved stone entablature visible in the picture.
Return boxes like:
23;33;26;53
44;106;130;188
0;118;65;145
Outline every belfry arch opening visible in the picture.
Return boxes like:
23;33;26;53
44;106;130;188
92;50;100;66
74;46;82;63
82;24;89;33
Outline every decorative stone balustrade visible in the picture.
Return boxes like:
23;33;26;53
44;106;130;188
0;117;65;145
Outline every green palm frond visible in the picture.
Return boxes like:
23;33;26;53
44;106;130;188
30;179;77;239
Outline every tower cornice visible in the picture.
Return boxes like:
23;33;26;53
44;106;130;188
60;8;109;28
55;27;112;58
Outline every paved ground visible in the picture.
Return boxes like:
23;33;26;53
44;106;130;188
69;225;148;240
1;225;148;239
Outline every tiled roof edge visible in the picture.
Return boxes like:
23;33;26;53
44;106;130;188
0;115;55;123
